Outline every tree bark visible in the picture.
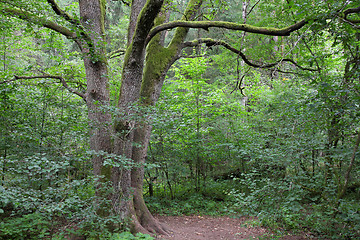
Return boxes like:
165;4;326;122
78;0;114;217
112;0;164;225
128;0;203;234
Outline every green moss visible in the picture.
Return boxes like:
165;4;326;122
100;0;106;34
140;0;204;106
168;0;202;48
122;43;132;67
141;16;175;105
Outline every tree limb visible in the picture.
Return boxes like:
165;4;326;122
46;0;79;25
12;75;86;101
182;38;319;71
2;6;93;50
147;19;308;42
123;0;164;68
108;49;126;59
343;6;360;16
0;78;18;85
45;0;93;45
247;0;261;16
339;5;360;24
111;0;130;5
1;7;76;39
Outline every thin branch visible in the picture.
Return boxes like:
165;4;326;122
147;19;308;42
111;0;131;6
12;75;86;101
108;49;126;59
178;54;206;59
339;16;360;28
182;38;319;71
247;0;261;16
46;0;79;25
0;78;18;85
338;130;360;199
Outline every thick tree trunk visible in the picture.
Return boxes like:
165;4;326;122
128;0;146;45
79;0;114;217
130;123;169;234
112;0;164;225
128;0;203;234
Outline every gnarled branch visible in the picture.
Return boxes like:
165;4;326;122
344;6;360;23
182;38;319;71
147;19;308;42
2;7;76;39
343;6;360;16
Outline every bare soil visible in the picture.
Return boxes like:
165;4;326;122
155;215;313;240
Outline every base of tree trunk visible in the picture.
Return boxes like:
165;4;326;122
130;188;170;236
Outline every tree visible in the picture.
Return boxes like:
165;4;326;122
1;0;359;235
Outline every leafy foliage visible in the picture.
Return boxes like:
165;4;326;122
1;0;360;239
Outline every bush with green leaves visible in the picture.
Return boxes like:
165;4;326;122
0;212;50;240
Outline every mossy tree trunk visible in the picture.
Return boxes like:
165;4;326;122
112;0;165;229
127;0;203;234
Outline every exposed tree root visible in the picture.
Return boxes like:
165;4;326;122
130;189;171;236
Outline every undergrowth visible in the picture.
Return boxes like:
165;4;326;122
144;176;360;240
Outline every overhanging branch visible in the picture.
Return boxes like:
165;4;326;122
2;6;94;50
344;6;360;16
183;38;319;71
147;19;308;42
343;6;360;23
45;0;93;45
9;75;86;101
2;7;76;39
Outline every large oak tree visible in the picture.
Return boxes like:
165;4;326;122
1;0;359;235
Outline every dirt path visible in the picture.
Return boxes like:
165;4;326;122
155;215;311;240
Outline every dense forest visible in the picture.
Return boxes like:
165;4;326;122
0;0;359;239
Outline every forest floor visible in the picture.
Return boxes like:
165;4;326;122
155;215;314;240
